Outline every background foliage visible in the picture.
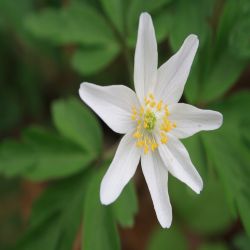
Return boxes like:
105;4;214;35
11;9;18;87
0;0;249;249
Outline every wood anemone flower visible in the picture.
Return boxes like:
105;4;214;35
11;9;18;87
79;12;223;228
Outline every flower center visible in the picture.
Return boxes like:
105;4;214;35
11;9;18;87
131;93;176;154
144;110;156;131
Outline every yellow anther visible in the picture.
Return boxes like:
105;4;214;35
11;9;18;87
131;95;174;153
157;100;163;111
160;134;168;144
136;140;144;147
133;131;142;139
144;144;149;154
131;114;136;120
149;93;155;99
164;105;169;115
140;107;144;116
150;101;156;108
163;116;169;123
151;142;158;151
144;97;150;105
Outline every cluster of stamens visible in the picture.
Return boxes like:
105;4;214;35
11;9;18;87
131;93;176;154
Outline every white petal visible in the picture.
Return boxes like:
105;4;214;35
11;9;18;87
158;134;203;194
168;103;223;139
154;34;199;105
141;151;172;228
79;82;140;134
134;12;158;103
100;132;140;205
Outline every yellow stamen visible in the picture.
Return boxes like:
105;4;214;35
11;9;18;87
130;94;177;154
133;131;142;139
150;101;156;108
160;133;168;144
131;114;136;120
136;140;144;147
157;100;163;111
149;93;155;99
164;106;169;116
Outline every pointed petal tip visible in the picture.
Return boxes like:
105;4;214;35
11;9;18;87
78;82;89;99
140;12;151;19
100;197;110;206
160;218;172;229
218;112;223;128
194;178;203;194
183;34;199;52
187;34;199;43
100;188;114;206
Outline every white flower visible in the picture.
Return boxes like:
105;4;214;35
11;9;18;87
79;12;223;228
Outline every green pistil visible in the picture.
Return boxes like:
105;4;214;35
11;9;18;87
144;111;156;131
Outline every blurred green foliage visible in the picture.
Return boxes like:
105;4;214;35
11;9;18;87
0;0;249;249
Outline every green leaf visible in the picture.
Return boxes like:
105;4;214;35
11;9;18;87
234;233;250;250
152;8;172;44
193;0;249;104
71;44;120;75
0;87;22;132
127;0;173;32
198;243;229;250
185;37;246;105
147;225;187;250
0;127;94;180
202;91;250;235
182;134;207;179
22;127;95;180
83;165;120;250
100;0;124;33
146;0;173;12
183;46;203;104
0;140;34;177
25;2;116;46
185;0;248;104
229;18;250;59
0;0;32;30
112;182;138;227
14;172;90;250
215;0;250;56
52;97;102;155
199;50;246;103
169;175;233;235
168;0;215;51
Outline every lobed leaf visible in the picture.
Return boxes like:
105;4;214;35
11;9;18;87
169;175;233;235
202;91;250;235
112;181;138;228
13;172;90;250
52;97;102;155
71;44;120;75
99;0;124;34
25;2;116;46
0;127;95;180
83;164;121;250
